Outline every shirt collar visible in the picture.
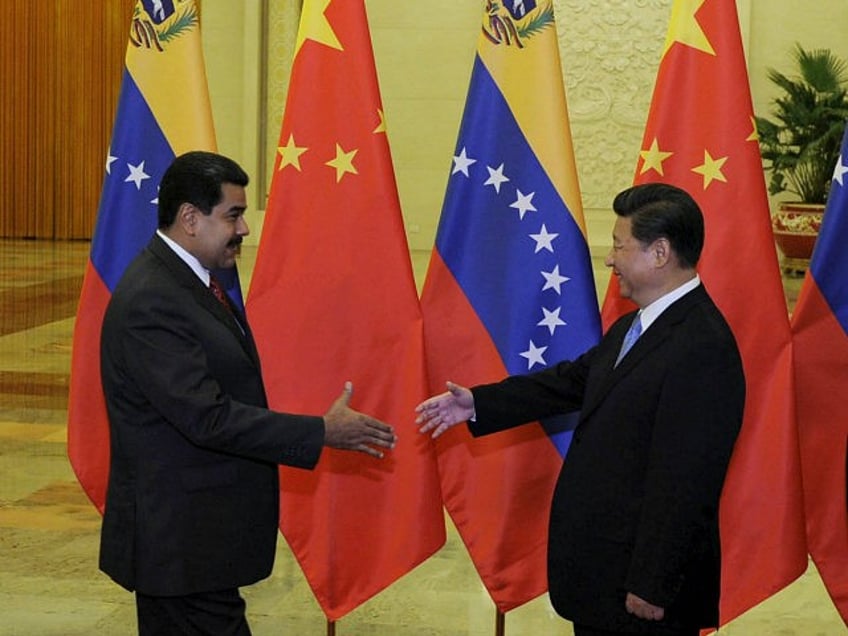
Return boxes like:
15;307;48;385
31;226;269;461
156;230;210;286
639;274;701;331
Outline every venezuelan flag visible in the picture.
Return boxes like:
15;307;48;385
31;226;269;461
420;0;600;612
792;123;848;623
68;0;217;512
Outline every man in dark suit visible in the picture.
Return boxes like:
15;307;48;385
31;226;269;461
416;183;745;636
99;151;397;635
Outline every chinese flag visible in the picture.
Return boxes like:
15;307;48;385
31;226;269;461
601;0;806;624
68;0;218;512
246;0;445;621
791;125;848;624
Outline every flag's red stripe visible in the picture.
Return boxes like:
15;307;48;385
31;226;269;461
67;262;111;513
793;277;848;621
423;250;562;610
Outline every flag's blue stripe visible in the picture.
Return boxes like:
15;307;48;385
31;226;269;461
435;56;600;455
811;126;848;335
91;70;175;292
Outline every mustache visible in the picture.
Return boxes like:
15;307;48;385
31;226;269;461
227;237;243;249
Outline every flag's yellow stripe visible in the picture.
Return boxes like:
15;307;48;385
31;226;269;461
477;23;586;236
125;25;216;156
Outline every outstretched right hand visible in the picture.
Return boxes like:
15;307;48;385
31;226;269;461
414;381;475;439
323;382;396;459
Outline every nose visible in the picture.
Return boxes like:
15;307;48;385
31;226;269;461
604;248;615;268
236;215;250;237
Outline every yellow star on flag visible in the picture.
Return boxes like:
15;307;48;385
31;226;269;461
278;134;308;171
295;0;342;58
326;143;358;182
662;0;715;59
746;115;759;142
374;109;387;134
692;149;728;189
639;138;674;176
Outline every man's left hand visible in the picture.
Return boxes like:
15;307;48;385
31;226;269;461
625;592;665;621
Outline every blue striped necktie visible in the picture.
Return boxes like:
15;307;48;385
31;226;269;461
615;313;643;367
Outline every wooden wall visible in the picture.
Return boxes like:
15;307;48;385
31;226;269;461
0;2;133;239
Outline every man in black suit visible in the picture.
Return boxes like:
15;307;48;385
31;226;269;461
99;151;397;635
416;183;745;636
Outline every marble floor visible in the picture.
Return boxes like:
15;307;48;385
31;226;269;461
0;238;843;635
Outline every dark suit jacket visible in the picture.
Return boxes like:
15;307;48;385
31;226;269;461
99;235;325;597
470;284;744;632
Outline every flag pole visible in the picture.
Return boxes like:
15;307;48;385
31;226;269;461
327;619;335;636
495;608;505;636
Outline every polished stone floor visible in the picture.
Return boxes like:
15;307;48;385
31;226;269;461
0;238;843;635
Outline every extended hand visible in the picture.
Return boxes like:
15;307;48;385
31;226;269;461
414;381;474;439
323;382;396;458
625;592;664;621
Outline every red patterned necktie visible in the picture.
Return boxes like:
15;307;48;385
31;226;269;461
209;276;232;313
210;275;245;336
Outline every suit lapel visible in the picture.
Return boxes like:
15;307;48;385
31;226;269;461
147;236;263;368
580;286;709;419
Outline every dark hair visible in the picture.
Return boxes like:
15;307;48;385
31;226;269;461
157;151;249;229
612;183;704;268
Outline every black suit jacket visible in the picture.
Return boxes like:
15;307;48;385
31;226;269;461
470;284;744;632
99;235;325;596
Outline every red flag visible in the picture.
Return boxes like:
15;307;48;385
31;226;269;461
791;125;848;624
245;0;444;620
601;0;806;623
420;1;600;611
67;0;217;512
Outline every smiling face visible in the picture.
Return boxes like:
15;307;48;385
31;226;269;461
605;215;661;307
186;183;249;271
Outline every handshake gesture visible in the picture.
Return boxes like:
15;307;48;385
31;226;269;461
323;380;474;458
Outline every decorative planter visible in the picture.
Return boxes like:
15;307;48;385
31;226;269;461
772;202;824;270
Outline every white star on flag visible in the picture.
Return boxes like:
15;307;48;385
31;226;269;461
538;306;566;335
125;161;150;190
541;265;570;294
510;189;537;219
833;153;848;187
530;224;558;253
452;147;476;176
484;163;510;193
520;340;548;369
106;152;118;175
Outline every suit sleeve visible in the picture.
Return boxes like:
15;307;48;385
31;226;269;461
107;282;324;469
469;347;595;436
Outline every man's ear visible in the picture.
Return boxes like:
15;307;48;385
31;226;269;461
652;237;670;266
177;203;198;235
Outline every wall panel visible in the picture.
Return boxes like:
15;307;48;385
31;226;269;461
0;1;131;239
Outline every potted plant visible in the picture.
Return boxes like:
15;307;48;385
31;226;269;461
755;44;848;265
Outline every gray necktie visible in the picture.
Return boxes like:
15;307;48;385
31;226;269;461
615;314;643;367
